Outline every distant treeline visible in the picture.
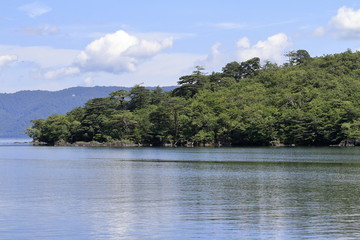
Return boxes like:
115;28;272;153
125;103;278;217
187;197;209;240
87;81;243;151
26;50;360;146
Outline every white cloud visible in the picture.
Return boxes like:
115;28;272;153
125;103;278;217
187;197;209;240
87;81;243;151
42;67;80;80
0;55;17;68
313;27;326;37
236;33;291;63
74;30;173;73
330;6;360;39
237;37;250;48
113;53;205;86
20;24;60;36
28;30;174;80
0;45;79;68
210;42;221;57
331;6;360;31
196;42;225;71
18;2;52;18
83;77;94;86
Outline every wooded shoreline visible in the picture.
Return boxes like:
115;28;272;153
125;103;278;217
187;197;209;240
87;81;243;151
26;50;360;147
29;139;358;147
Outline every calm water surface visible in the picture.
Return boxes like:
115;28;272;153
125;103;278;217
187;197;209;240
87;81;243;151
1;140;360;239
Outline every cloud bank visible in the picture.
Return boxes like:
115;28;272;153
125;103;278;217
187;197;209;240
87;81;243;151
0;55;17;68
236;33;291;63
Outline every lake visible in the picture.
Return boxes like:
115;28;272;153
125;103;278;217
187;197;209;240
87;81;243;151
1;140;360;239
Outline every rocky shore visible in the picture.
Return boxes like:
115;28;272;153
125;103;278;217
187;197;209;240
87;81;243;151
32;140;143;147
337;139;360;147
30;139;360;147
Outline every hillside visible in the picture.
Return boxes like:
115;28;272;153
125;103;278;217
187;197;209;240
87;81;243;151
26;50;360;146
0;86;175;137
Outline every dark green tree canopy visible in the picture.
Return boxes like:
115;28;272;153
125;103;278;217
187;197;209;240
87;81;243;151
26;49;360;147
173;66;209;98
285;49;311;66
222;57;260;80
222;61;241;79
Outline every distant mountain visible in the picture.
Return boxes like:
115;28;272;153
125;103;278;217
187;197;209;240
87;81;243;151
0;86;176;137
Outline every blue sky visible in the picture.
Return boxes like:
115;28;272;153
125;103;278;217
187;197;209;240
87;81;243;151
1;0;360;92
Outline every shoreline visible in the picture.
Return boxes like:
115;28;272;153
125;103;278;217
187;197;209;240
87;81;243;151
27;139;359;147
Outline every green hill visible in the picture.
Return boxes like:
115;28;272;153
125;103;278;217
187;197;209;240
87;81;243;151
26;50;360;146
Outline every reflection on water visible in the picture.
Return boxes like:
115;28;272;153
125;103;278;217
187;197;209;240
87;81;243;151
1;145;360;239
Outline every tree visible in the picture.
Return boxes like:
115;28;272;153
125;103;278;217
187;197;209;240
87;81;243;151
79;97;115;142
342;120;360;139
222;61;242;80
67;107;85;122
25;119;45;142
222;57;260;80
285;49;311;66
30;114;71;144
109;90;129;109
172;66;209;98
239;57;261;78
149;105;172;145
128;85;151;110
150;86;165;105
165;97;188;145
192;65;206;75
26;49;360;146
107;111;137;140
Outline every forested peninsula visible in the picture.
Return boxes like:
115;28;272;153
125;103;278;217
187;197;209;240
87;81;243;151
26;50;360;147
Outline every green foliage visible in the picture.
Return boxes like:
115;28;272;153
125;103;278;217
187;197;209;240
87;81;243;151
1;86;134;137
285;49;311;66
342;120;360;139
128;85;151;110
172;66;209;98
222;57;260;80
27;50;360;146
26;114;72;144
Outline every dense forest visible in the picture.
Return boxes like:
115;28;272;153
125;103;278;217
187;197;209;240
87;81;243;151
26;50;360;146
